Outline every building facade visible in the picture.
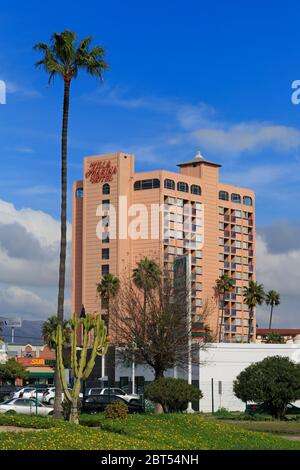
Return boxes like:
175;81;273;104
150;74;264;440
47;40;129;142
72;152;255;342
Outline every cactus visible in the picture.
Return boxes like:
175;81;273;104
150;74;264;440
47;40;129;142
54;313;109;424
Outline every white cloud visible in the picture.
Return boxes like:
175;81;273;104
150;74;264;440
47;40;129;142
193;123;300;155
256;233;300;328
0;199;71;320
0;286;55;320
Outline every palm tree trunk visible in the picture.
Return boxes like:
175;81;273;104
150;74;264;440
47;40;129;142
218;295;224;342
268;304;274;330
53;78;71;419
248;308;253;343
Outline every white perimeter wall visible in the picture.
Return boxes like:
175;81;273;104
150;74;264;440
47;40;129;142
116;342;300;412
199;343;300;412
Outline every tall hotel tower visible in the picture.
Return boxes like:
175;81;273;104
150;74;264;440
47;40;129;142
72;152;255;343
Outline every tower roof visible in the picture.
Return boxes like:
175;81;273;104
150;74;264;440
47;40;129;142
177;151;221;168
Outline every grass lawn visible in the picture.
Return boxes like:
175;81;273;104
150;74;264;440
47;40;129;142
1;413;300;450
221;419;300;436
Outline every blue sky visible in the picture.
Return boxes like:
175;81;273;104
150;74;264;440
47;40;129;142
0;0;300;327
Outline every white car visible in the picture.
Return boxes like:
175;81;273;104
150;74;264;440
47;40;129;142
43;387;82;405
0;398;53;416
87;387;140;403
13;387;36;399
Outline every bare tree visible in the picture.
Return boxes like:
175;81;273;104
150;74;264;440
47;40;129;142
110;270;213;380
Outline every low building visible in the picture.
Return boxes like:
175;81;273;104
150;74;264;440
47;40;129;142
256;329;300;343
111;339;300;412
10;344;55;385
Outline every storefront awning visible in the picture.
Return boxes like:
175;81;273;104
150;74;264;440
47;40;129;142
26;366;54;378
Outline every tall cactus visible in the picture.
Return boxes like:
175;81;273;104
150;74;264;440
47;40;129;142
54;313;109;423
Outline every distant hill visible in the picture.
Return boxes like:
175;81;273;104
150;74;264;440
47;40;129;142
1;320;44;345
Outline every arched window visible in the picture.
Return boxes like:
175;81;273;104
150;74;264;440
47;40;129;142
75;188;83;198
164;179;175;190
177;181;189;193
231;193;241;203
102;183;110;195
134;179;161;190
243;196;253;206
219;190;229;201
191;184;201;196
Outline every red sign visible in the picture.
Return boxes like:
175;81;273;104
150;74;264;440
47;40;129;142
85;160;117;184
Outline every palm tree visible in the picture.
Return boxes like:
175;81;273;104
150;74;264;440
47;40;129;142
266;290;280;330
97;274;120;320
42;316;70;350
34;30;108;417
133;258;161;331
215;274;235;342
243;281;265;343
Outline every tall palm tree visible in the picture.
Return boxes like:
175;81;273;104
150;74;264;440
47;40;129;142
34;30;108;417
266;290;280;330
97;274;120;320
243;281;265;343
215;273;235;342
133;258;161;330
42;316;70;350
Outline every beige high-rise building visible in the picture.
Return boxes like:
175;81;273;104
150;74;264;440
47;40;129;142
72;152;255;343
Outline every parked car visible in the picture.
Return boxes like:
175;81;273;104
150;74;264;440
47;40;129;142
43;387;82;405
246;402;300;415
13;387;36;399
0;398;53;416
0;385;20;402
14;384;51;400
86;387;140;403
82;394;144;414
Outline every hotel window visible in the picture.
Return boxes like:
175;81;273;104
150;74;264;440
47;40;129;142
101;265;109;275
235;240;241;248
242;241;248;249
234;225;241;233
102;216;109;227
75;188;84;198
243;196;253;206
219;190;229;201
102;183;110;195
243;256;248;264
177;198;184;206
235;256;241;264
195;250;202;258
243;211;249;219
168;246;175;254
235;272;242;280
195;202;202;210
102;199;110;210
102;232;110;243
177;247;183;255
219;207;225;215
219;222;225;230
243;272;249;280
236;287;242;295
219;238;224;245
242;226;249;234
191;184;201;196
177;181;189;193
134;179;160;190
231;193;241;203
102;248;109;260
164;179;175;190
235;210;241;218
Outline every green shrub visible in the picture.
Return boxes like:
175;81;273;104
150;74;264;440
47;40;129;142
234;356;300;419
145;378;202;413
104;401;128;419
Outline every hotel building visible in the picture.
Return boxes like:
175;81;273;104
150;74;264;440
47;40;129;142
72;152;255;343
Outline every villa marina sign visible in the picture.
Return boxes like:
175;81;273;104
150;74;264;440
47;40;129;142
85;160;117;184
